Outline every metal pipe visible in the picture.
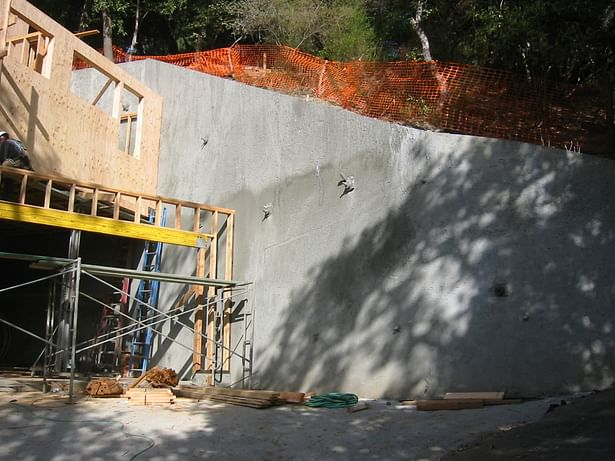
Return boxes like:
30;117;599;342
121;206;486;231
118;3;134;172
0;250;250;287
0;318;61;348
69;257;82;402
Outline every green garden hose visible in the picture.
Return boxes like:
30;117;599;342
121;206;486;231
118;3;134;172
304;392;359;408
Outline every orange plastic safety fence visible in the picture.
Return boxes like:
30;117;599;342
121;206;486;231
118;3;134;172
84;45;610;154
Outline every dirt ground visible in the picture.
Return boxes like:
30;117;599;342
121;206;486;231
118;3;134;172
441;386;615;461
0;378;613;461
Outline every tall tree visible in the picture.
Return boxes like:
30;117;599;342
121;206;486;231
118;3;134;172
408;0;432;61
223;0;379;61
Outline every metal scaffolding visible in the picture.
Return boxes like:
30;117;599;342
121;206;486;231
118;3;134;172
0;251;254;400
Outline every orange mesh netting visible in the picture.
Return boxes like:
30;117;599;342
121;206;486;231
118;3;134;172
88;45;611;154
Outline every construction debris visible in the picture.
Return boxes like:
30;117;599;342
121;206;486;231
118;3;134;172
126;387;175;406
85;378;124;397
145;367;179;388
174;385;282;409
128;367;179;389
347;401;370;413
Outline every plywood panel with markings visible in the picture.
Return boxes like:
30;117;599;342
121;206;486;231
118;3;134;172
0;0;162;195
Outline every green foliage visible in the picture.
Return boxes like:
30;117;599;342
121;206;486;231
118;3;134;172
318;1;379;61
29;0;615;88
223;0;380;61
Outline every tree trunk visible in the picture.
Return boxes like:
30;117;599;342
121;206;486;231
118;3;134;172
409;0;432;61
102;8;113;61
129;0;141;55
78;0;92;31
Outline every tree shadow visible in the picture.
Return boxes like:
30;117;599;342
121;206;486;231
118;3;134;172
255;136;615;398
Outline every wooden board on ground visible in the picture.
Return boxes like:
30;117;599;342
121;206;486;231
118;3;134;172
126;388;175;406
177;386;280;401
444;392;504;400
173;387;280;409
279;392;305;403
416;399;484;411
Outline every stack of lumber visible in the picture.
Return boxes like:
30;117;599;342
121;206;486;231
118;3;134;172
415;392;521;411
126;387;175;406
174;385;283;409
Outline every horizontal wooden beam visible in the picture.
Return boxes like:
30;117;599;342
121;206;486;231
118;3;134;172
0;202;212;247
74;29;99;39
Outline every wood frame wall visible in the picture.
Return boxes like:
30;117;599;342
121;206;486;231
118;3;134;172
0;0;162;195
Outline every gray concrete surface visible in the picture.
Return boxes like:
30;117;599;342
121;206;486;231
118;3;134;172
101;60;615;399
0;390;560;461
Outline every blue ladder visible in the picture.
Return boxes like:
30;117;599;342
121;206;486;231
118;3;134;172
128;209;165;377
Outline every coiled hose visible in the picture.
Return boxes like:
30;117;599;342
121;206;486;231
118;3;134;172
304;392;359;408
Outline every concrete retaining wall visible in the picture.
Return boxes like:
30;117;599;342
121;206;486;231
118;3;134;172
118;59;615;398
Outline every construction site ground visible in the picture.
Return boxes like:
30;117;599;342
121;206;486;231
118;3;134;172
1;376;614;460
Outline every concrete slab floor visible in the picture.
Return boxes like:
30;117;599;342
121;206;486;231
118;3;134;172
0;390;561;461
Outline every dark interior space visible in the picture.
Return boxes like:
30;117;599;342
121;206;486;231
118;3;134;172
0;221;142;371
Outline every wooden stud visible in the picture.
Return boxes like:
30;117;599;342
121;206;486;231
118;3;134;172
133;196;141;223
206;211;218;378
43;179;52;208
155;200;162;226
90;188;99;216
222;213;234;371
113;191;121;220
67;184;76;212
112;80;124;119
175;203;182;229
192;247;206;373
18;174;27;204
193;208;201;232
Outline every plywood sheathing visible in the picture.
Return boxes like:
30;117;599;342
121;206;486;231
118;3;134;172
0;0;162;195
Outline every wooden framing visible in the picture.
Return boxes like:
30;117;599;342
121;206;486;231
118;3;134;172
0;0;162;194
0;166;234;248
0;1;238;378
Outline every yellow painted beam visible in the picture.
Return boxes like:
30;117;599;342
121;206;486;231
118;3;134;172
0;202;212;248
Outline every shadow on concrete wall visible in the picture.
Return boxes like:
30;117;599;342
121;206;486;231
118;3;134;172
255;137;615;398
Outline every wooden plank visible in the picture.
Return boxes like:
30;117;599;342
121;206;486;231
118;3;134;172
127;372;149;389
192;247;206;373
222;213;234;371
444;392;504;400
90;188;99;216
205;211;218;379
90;77;113;106
175;204;182;229
174;387;279;401
133;196;142;223
416;400;484;411
201;388;279;400
113;192;121;220
67;184;76;212
0;202;212;247
43;179;52;208
18;174;27;204
483;399;522;405
74;29;99;39
209;395;272;409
